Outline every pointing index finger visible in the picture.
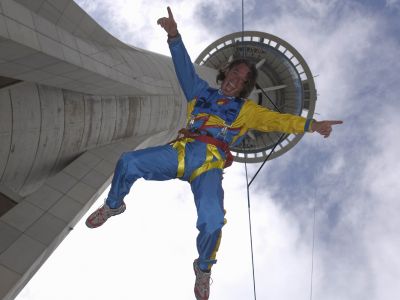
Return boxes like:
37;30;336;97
167;6;174;20
328;120;343;125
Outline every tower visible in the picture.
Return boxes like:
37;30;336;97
0;1;316;299
196;31;316;163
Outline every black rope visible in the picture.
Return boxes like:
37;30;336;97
248;133;285;187
239;2;317;298
245;160;257;300
255;83;282;113
241;0;246;58
240;2;256;298
241;0;245;38
243;133;284;300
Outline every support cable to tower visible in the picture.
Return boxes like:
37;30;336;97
309;195;316;300
200;1;319;299
243;132;285;300
240;2;256;299
238;2;317;300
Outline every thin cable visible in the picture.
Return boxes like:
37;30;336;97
255;83;282;113
241;0;245;41
242;0;244;33
243;132;284;300
238;1;317;296
240;1;256;298
310;198;316;300
240;2;256;298
245;160;257;300
248;133;285;187
241;0;247;57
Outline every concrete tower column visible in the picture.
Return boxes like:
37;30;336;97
0;1;216;299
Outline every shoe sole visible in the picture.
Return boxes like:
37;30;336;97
86;203;126;228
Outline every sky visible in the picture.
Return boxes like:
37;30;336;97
16;0;400;299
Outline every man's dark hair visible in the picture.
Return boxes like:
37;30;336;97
216;58;258;98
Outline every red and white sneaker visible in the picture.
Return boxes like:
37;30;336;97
85;202;126;228
193;259;212;300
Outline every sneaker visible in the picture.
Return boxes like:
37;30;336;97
193;259;211;300
85;202;126;228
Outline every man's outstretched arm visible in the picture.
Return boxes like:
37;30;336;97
157;7;209;101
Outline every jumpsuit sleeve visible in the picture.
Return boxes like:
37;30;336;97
241;101;314;133
168;35;210;102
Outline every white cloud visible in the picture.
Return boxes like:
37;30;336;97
386;0;400;9
74;0;237;58
360;105;400;299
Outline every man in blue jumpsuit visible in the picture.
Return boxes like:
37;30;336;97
86;7;342;300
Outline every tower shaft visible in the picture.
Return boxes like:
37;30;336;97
0;1;215;299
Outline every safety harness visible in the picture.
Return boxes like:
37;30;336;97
170;94;245;182
176;128;234;167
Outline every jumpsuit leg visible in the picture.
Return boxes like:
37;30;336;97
190;168;225;272
106;144;178;208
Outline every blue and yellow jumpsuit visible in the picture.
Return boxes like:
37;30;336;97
105;35;313;272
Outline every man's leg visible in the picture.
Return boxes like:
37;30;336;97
106;144;178;208
190;168;225;299
86;144;178;228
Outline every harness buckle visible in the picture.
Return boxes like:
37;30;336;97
217;122;230;141
188;115;195;129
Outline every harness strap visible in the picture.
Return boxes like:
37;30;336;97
175;128;234;168
190;159;225;182
172;137;194;178
192;135;233;168
169;128;234;182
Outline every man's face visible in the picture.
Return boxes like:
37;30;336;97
221;63;251;97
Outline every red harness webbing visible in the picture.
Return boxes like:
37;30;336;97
171;128;234;168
